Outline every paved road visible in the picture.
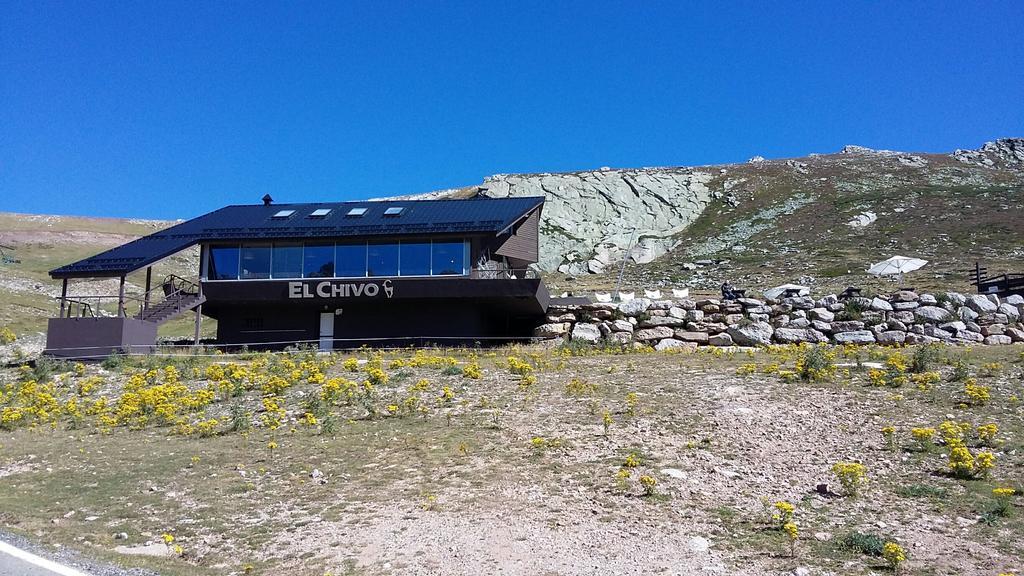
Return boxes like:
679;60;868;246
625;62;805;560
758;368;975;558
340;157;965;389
0;541;94;576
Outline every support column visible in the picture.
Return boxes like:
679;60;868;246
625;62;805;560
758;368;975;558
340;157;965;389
193;304;203;346
143;267;152;313
118;276;126;317
60;279;68;317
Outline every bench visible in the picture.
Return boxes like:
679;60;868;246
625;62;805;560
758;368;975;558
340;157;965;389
838;287;862;300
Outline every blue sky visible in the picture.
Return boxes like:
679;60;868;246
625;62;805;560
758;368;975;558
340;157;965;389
1;1;1021;219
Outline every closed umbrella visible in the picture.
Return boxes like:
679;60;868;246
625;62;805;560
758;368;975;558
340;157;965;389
867;256;927;286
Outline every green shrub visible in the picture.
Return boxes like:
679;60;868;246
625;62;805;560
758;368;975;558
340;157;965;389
910;345;941;373
841;531;889;557
0;326;16;345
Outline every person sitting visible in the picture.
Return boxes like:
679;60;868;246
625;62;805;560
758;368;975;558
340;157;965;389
721;281;739;301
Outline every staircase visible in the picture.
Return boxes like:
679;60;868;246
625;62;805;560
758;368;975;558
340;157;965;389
137;275;207;326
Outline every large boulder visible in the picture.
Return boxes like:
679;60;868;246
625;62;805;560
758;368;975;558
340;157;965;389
674;331;709;344
870;297;893;312
956;331;984;343
774;327;829;344
876;331;907;345
611;319;634;333
654;338;698;352
914;306;952;323
966;294;998;313
1004;294;1024;306
727;321;774;346
944;292;967;306
832;320;866;333
833;330;876;344
634;326;675;341
570;323;602;343
638;316;686;328
607;331;632;345
1005;327;1024;343
618;298;652;316
997;303;1020;320
892;290;918;302
809;308;835;323
535;322;570;337
984;335;1012;345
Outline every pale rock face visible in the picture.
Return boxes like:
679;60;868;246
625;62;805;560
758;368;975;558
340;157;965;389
914;306;952;323
479;169;716;272
997;303;1020;319
870;297;893;312
876;331;907;345
618;298;652;316
966;295;998;313
834;330;876;344
655;338;697;351
727;321;774;346
570;323;602;343
984;335;1012;345
534;323;570;337
611;319;634;333
847;211;877;227
774;328;829;344
635;326;675;341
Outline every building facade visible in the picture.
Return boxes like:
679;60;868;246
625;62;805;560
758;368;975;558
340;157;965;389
46;196;549;357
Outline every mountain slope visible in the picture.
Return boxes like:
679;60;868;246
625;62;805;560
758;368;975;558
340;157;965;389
1;139;1021;337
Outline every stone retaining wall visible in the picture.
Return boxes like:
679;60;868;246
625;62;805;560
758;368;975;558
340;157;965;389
535;291;1024;349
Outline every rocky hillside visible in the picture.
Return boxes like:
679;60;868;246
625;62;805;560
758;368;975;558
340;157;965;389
461;138;1023;294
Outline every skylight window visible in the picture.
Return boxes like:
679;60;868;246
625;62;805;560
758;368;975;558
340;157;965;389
271;209;296;219
383;206;405;216
346;207;368;217
309;208;332;218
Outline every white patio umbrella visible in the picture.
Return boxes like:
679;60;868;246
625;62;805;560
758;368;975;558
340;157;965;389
763;284;810;300
867;256;928;285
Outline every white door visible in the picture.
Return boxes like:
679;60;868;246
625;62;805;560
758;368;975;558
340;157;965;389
319;312;334;352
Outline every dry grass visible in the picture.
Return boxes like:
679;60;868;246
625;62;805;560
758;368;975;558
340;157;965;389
1;343;1022;575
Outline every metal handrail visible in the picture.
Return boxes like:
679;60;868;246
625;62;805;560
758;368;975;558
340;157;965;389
63;298;94;318
473;267;539;280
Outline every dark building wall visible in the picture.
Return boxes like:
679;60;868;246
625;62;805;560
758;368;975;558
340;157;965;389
213;299;537;348
45;317;158;360
493;209;540;264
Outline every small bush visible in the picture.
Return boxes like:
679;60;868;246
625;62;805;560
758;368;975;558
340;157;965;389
910;345;941;373
0;326;16;345
841;531;888;557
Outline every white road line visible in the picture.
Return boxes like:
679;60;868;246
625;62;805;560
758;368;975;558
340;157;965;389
0;540;95;576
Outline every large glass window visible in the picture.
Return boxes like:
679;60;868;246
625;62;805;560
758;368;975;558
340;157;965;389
240;243;271;279
303;243;335;278
335;242;367;277
208;245;239;280
271;243;303;279
400;241;431;276
432;241;466;275
367;242;399;277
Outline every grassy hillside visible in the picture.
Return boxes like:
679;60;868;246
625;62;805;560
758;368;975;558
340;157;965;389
0;212;211;339
554;150;1024;297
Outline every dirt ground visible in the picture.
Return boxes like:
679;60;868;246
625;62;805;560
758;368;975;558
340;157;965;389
0;344;1021;576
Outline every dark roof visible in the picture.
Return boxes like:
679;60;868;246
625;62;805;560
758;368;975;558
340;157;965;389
50;196;544;279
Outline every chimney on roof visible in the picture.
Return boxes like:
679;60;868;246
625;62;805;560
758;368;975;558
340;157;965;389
262;194;273;206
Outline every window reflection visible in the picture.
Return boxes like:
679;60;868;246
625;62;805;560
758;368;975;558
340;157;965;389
271;243;302;279
400;242;431;276
432;241;465;275
240;244;271;279
208;245;239;280
335;243;367;278
303;244;335;278
367;243;399;277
